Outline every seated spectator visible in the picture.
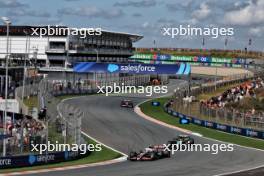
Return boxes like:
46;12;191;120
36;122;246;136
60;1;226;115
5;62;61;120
200;78;264;124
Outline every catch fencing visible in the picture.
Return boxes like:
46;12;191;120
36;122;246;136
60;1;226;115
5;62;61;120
172;71;264;131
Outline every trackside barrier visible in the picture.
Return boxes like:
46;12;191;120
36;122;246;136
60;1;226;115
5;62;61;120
166;69;264;139
52;88;99;97
0;150;90;169
164;105;264;140
2;79;91;168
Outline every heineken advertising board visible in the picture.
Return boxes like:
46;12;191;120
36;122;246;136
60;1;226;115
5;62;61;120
131;60;245;68
130;53;245;64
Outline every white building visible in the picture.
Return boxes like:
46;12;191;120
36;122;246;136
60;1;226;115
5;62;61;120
0;26;154;91
0;25;143;68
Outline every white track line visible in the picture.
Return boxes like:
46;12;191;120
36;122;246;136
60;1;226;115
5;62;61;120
134;106;192;134
136;90;264;152
2;96;127;176
59;96;128;157
2;156;127;176
81;132;128;157
214;164;264;176
134;98;264;176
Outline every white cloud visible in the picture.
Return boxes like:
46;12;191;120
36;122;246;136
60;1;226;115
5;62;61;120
0;0;28;8
142;21;150;28
191;2;211;20
8;9;50;17
58;6;124;19
224;0;264;26
166;0;193;11
114;0;157;8
249;26;264;36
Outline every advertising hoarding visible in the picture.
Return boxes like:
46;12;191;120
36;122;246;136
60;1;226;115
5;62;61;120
130;54;245;64
74;62;191;75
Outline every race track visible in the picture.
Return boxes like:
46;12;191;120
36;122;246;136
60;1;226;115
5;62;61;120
26;80;264;176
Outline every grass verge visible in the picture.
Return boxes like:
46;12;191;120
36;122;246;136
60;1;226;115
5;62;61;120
139;97;264;150
0;135;122;173
23;96;39;111
3;94;122;173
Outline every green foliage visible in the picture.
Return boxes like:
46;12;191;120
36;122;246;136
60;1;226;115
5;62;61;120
140;97;264;150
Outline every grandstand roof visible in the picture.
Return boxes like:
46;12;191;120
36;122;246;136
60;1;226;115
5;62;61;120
102;29;143;42
0;25;143;42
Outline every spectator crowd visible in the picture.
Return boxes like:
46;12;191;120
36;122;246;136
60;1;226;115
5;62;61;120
200;78;264;109
1;115;45;155
200;78;264;126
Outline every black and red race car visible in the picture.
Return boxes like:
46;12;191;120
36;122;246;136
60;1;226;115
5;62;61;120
120;99;134;108
127;145;170;161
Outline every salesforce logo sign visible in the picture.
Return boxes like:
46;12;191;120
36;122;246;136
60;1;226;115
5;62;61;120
107;64;156;74
28;155;36;165
120;64;156;73
107;64;119;73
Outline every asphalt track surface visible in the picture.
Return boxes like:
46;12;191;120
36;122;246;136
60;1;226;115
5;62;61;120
27;80;264;176
228;167;264;176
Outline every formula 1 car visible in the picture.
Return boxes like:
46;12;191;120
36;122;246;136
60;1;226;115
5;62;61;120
120;100;134;108
167;135;194;147
127;145;170;161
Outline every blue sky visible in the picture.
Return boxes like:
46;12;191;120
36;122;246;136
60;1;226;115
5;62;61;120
0;0;264;51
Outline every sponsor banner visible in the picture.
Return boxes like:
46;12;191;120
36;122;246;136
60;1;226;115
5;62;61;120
172;111;178;116
0;99;19;113
245;129;259;138
198;56;211;63
211;57;236;63
230;126;243;135
204;121;215;128
73;62;191;75
0;151;90;169
178;113;185;118
171;55;193;61
179;118;190;124
129;59;247;68
166;108;264;140
151;101;160;106
132;53;153;60
216;124;228;131
131;53;246;64
192;118;203;125
153;54;171;60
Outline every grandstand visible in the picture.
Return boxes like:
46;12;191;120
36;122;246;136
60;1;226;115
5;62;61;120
0;25;143;67
0;25;157;95
135;48;264;59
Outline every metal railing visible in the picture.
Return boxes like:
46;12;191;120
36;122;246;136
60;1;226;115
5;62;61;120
172;71;264;131
37;79;83;145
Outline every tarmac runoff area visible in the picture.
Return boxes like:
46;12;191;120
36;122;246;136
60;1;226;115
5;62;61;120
191;66;253;77
16;79;264;176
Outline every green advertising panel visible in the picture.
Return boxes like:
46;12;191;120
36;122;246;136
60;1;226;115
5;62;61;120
131;54;153;60
171;55;193;61
131;53;243;64
212;57;233;63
